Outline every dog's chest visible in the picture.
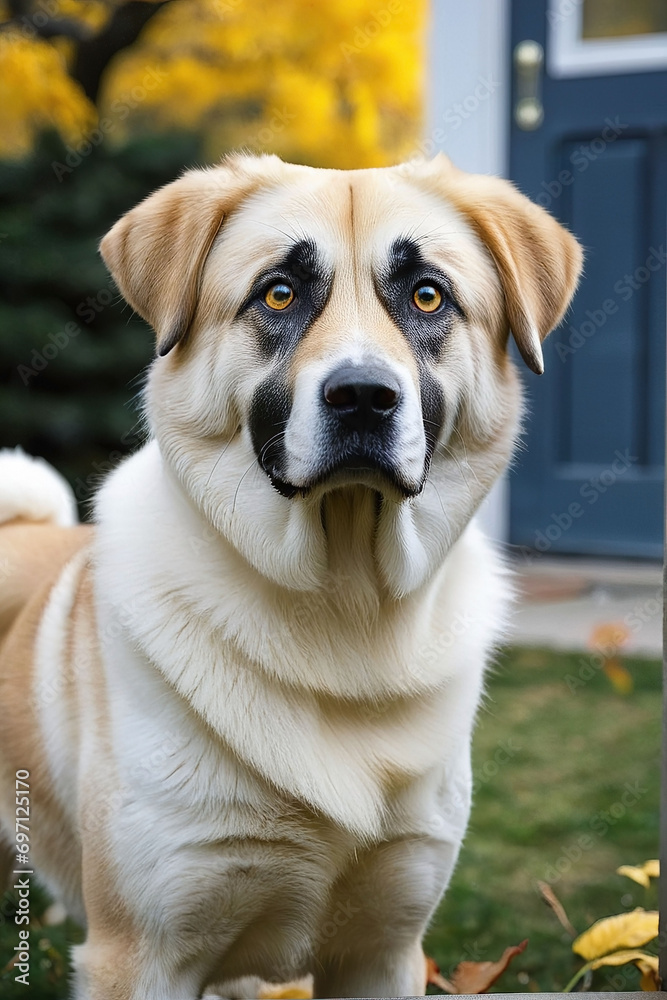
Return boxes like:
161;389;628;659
111;730;454;981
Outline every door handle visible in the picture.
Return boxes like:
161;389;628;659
514;40;544;131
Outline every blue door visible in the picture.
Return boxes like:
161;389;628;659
509;0;667;558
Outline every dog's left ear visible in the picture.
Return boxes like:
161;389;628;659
418;155;584;374
100;156;281;356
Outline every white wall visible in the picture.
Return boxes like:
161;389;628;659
425;0;511;540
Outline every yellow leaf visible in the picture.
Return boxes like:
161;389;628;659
573;910;659;960
617;860;660;887
617;865;651;888
589;950;658;970
636;955;660;990
589;622;630;653
603;658;633;694
640;965;660;991
258;978;313;1000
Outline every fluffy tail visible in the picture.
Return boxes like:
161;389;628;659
0;448;77;527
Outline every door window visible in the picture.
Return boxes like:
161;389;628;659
549;0;667;76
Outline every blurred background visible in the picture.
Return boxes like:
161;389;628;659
0;0;662;996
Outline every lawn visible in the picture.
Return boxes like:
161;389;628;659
0;647;660;997
425;646;660;993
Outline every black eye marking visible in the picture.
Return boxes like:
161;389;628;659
376;237;464;360
239;239;332;357
249;363;296;497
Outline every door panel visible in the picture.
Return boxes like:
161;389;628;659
509;0;666;558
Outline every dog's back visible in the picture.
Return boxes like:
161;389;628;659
0;452;92;894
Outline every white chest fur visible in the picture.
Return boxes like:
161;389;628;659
93;442;511;842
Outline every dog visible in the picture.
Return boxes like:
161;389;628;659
0;153;582;999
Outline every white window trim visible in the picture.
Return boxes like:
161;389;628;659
548;0;667;78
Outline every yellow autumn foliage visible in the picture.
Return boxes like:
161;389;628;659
0;0;425;166
617;860;660;889
0;34;95;157
573;909;659;961
588;951;660;991
588;949;658;971
257;978;313;1000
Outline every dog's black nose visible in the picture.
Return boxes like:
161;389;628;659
323;365;401;432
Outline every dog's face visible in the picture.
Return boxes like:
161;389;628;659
101;154;581;595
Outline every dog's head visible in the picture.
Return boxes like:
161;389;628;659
100;154;582;595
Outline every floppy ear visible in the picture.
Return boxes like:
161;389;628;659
420;155;584;374
99;160;272;356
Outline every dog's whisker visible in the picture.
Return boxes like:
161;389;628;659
253;221;301;245
440;443;476;497
205;438;237;487
231;460;261;515
450;426;483;490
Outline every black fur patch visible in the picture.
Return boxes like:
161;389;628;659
375;237;464;361
238;240;332;358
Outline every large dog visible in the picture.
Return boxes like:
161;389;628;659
0;153;581;999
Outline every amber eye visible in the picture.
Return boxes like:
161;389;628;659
264;283;295;310
413;284;442;313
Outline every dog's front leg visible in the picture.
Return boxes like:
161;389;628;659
314;937;426;999
71;936;208;1000
312;834;460;999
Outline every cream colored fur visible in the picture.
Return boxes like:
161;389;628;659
0;153;582;1000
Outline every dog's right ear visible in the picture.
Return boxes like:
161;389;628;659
100;157;280;356
413;154;583;375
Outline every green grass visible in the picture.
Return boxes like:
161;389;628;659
425;646;660;993
0;647;660;997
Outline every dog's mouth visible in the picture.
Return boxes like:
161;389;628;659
261;450;426;501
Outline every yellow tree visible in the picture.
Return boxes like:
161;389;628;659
0;0;425;167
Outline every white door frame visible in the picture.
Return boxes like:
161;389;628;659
426;0;511;541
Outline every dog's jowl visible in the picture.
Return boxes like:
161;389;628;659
0;154;582;1000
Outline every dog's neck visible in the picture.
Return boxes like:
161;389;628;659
94;441;508;839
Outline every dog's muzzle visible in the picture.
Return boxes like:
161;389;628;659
251;361;426;499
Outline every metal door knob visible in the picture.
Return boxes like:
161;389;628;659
514;39;544;130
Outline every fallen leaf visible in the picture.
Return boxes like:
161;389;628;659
425;955;456;993
258;978;313;999
445;939;529;994
617;865;651;888
590;951;660;991
589;949;658;970
573;910;659;960
603;658;633;694
638;955;660;991
537;880;577;937
642;860;659;879
589;622;630;654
